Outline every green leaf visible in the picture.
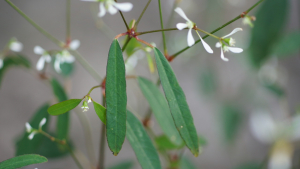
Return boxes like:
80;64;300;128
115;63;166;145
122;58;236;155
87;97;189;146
106;39;127;155
15;104;50;156
48;99;82;116
0;154;47;169
220;104;242;142
248;0;289;68
155;135;185;150
93;101;106;124
60;62;74;77
153;47;199;156
51;78;70;140
107;160;134;169
126;110;161;169
0;55;30;87
263;83;285;98
125;37;142;57
272;31;300;57
234;163;261;169
138;77;183;146
180;156;196;169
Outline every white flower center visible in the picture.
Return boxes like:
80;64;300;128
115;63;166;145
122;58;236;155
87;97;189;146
223;46;229;52
229;38;236;46
105;0;115;9
186;20;194;29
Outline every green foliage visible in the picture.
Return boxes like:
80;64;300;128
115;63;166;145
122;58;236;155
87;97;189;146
93;101;106;124
248;0;289;68
0;55;30;87
51;78;70;140
234;163;261;169
272;31;300;57
15;104;50;156
155;135;185;150
48;99;82;116
0;154;47;169
106;39;127;155
220;104;242;142
126;110;161;169
153;47;199;156
138;77;183;146
263;83;285;98
107;160;134;169
125;37;142;57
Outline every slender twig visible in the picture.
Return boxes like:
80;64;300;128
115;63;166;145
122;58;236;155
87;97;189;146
114;0;129;30
171;0;265;58
135;0;152;28
87;85;102;95
158;0;167;54
137;28;179;35
98;96;106;169
66;0;71;40
122;36;132;52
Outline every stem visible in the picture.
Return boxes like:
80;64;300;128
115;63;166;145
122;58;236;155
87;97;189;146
158;0;167;54
115;0;129;30
66;0;71;40
137;28;179;35
122;37;132;52
135;0;152;28
5;0;63;47
171;0;265;58
87;85;102;95
98;96;106;169
195;28;220;40
136;37;154;48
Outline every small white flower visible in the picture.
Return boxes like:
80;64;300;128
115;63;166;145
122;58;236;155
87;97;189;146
9;38;23;52
25;122;32;133
215;28;243;61
81;96;92;112
28;131;37;140
39;118;47;129
87;96;92;103
54;40;79;73
175;7;213;53
34;46;52;71
81;0;133;17
243;15;255;28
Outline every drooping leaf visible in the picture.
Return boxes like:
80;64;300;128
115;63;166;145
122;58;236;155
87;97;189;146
106;39;127;155
15;104;50;156
248;0;289;68
0;154;47;169
155;135;185;150
107;160;134;169
0;55;30;87
180;156;196;169
234;163;261;169
126;110;161;169
51;78;70;140
220;104;242;142
48;99;82;116
272;31;300;57
138;77;183;146
93;101;106;124
153;47;199;156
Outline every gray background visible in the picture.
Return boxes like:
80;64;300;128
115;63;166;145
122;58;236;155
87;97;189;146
0;0;299;168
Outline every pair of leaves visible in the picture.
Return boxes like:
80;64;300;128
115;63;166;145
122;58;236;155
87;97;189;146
0;55;30;88
0;154;47;169
248;0;289;68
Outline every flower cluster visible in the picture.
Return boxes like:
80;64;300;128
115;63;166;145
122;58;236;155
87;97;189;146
25;118;47;140
81;96;92;112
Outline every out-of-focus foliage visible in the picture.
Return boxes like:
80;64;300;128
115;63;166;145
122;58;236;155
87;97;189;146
272;31;300;57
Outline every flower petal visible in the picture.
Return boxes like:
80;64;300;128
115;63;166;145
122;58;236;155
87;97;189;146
34;46;45;55
28;132;36;140
215;42;222;48
187;28;195;47
197;32;213;54
10;41;23;52
39;118;47;128
36;57;46;71
268;151;291;169
114;2;133;12
98;3;106;17
44;55;52;62
176;23;188;30
222;28;243;38
108;5;118;15
25;122;32;133
227;47;243;53
0;59;3;69
220;48;229;62
54;58;62;73
174;7;190;22
64;55;75;63
69;40;80;50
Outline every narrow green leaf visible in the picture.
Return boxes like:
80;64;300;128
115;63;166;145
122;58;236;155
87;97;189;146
138;77;183;146
126;110;161;169
48;99;82;116
0;55;30;87
153;47;199;156
155;135;185;150
0;154;47;169
93;101;107;124
107;160;134;169
51;78;70;140
15;104;50;156
248;0;289;68
220;104;242;142
272;31;300;57
106;39;127;155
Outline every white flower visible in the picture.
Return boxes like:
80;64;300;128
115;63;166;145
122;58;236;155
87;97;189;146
9;38;23;52
81;0;133;17
25;122;37;140
243;15;255;28
81;96;92;112
39;118;47;129
34;46;52;71
175;7;213;53
54;40;79;73
87;96;92;103
28;131;37;140
215;28;243;61
25;122;32;133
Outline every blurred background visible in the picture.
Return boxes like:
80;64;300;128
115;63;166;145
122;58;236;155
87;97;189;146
0;0;300;168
